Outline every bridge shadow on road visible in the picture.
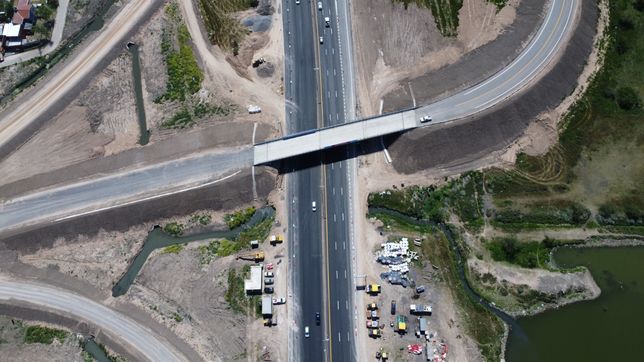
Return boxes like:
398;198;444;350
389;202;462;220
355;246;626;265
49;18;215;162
269;132;404;174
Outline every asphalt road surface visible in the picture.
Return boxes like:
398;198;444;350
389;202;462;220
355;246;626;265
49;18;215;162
0;279;187;361
0;148;252;233
317;0;357;360
417;0;577;124
283;0;326;360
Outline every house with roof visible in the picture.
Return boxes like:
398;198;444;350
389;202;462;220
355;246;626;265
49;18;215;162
0;0;36;50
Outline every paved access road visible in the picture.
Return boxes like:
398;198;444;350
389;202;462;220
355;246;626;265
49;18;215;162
417;0;577;123
0;148;252;233
0;278;187;361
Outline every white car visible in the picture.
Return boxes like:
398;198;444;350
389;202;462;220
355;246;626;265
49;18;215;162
319;36;323;44
324;17;330;27
296;0;300;4
312;201;317;211
419;115;433;123
272;297;286;305
305;326;310;338
317;1;322;10
265;271;274;278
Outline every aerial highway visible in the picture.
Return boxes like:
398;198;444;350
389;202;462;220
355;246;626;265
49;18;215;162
282;0;326;361
255;0;578;164
0;278;187;361
0;0;582;360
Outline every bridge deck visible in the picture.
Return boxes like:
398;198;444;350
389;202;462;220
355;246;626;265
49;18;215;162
254;109;420;165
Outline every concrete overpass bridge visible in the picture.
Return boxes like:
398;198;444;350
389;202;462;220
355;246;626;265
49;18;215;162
254;0;577;166
253;107;422;165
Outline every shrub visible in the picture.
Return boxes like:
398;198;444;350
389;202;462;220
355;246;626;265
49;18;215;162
163;222;184;236
24;326;67;344
615;86;641;110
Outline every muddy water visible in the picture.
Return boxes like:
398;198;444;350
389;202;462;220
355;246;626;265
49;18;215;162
82;338;112;362
127;43;149;145
506;246;644;361
112;207;275;297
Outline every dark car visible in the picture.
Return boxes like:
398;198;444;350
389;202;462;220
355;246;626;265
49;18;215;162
315;312;321;325
390;300;396;315
264;286;274;294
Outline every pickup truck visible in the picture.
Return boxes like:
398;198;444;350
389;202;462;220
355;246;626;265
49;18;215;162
272;297;286;305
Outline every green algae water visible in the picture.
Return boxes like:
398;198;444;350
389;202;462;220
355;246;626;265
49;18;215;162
506;246;644;362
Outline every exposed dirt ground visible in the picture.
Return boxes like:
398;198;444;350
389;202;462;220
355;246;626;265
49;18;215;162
468;258;600;316
351;0;520;116
14;187;288;361
0;0;284;189
0;317;84;362
353;214;482;361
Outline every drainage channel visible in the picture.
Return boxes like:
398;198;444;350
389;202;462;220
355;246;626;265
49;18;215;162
112;206;275;297
126;42;149;145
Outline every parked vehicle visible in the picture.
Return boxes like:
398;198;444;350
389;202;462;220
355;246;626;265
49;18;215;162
409;304;432;315
367;284;381;294
415;285;426;294
390;300;396;315
265;271;274;278
264;286;274;294
272;297;286;305
264;278;274;285
369;329;381;338
367;302;378;310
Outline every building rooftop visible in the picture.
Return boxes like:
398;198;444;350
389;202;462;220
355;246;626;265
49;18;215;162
2;22;21;37
244;265;263;294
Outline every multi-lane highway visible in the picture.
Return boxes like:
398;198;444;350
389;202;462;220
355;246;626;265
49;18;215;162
0;278;187;361
0;0;582;361
282;0;326;360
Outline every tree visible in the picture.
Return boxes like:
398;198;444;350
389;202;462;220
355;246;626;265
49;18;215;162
615;86;641;110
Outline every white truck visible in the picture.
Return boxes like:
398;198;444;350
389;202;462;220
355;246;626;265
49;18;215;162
410;304;432;315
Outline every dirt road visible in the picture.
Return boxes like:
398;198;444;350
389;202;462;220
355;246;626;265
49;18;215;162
0;0;158;158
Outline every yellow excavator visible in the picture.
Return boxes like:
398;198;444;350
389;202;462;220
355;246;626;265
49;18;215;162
237;251;265;262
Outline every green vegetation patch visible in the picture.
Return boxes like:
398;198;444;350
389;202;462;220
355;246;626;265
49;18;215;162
492;200;591;231
24;326;67;344
157;3;203;105
368;171;485;231
486;237;550;269
162;108;194;129
225;265;255;314
190;213;212;225
197;0;256;52
394;0;463;37
163;222;184;236
162;244;185;254
225;207;257;230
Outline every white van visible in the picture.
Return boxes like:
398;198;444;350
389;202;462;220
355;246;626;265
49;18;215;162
312;201;317;211
304;326;310;338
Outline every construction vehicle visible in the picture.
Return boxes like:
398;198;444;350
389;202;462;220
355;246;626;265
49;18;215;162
237;251;265;262
269;235;284;246
367;302;378;310
367;284;381;295
395;315;407;333
410;304;432;315
369;328;381;338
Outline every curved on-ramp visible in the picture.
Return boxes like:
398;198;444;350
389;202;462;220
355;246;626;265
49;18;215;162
0;279;186;361
422;0;578;123
253;0;580;164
